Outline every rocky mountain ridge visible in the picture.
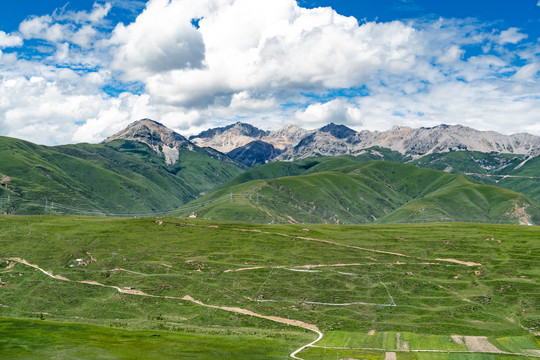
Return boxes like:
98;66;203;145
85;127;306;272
188;122;540;165
104;119;239;166
104;119;540;167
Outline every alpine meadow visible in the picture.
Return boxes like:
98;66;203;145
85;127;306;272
1;0;540;359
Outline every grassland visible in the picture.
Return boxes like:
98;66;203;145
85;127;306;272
0;216;538;358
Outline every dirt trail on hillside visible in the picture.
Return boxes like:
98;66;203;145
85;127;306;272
435;258;481;266
225;262;401;273
181;295;324;359
6;258;71;281
181;295;320;332
2;256;323;359
183;222;483;267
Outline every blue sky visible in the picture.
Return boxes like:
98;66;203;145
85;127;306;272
0;0;538;145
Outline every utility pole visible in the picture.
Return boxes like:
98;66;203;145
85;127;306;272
230;192;233;202
45;199;48;213
257;193;259;203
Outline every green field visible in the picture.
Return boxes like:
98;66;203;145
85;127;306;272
0;216;539;359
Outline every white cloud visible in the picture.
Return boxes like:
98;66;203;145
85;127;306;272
294;99;363;127
0;31;23;48
497;27;528;45
19;3;112;46
111;0;419;107
110;0;206;79
437;45;464;64
19;15;65;42
512;63;540;81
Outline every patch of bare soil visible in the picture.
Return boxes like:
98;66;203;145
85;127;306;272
223;266;266;273
435;258;481;266
120;288;149;296
385;352;397;360
86;252;97;262
368;329;375;335
507;202;532;225
53;275;71;281
6;257;70;281
79;280;105;286
396;333;409;351
231;228;262;233
463;336;502;353
451;335;464;345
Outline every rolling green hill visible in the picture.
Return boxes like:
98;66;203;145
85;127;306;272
0;137;243;215
171;157;540;225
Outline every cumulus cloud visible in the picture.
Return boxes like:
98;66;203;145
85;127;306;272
294;99;363;127
19;15;65;42
497;27;528;45
111;0;419;107
19;3;111;46
0;31;23;48
110;0;206;78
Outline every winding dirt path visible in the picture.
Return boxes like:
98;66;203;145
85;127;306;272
181;222;482;266
2;257;322;359
435;258;481;266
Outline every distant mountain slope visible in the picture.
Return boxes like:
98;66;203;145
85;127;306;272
227;140;283;166
189;122;540;165
0;122;244;215
410;151;540;202
189;122;312;155
279;123;540;160
171;157;539;225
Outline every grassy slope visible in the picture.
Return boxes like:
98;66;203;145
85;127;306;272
171;157;540;225
0;217;538;358
0;137;243;215
497;156;540;203
411;151;540;203
411;151;525;175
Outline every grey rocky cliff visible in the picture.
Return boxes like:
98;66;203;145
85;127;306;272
104;119;198;166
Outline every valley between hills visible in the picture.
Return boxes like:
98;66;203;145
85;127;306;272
1;119;539;359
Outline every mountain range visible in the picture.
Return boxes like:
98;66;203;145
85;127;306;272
1;119;538;225
189;122;540;165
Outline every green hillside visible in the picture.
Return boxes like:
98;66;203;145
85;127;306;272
1;216;539;358
411;151;525;175
496;156;540;202
410;151;540;202
171;157;540;225
0;137;243;215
